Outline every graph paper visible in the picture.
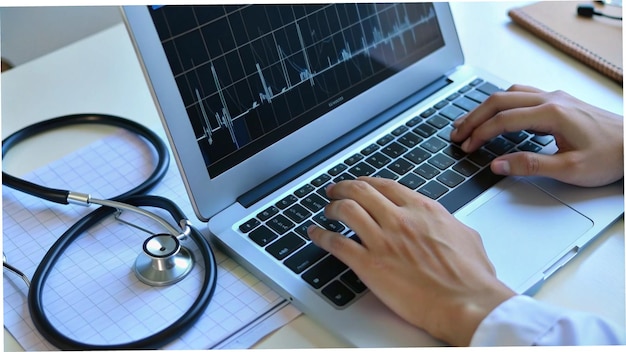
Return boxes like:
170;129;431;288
2;130;300;350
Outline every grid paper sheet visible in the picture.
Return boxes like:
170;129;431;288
2;130;300;350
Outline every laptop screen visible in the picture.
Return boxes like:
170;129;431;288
147;3;445;178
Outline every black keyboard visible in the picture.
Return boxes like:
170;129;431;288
237;78;553;308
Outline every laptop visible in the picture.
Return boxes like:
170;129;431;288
122;3;624;346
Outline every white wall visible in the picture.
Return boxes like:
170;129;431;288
1;6;122;67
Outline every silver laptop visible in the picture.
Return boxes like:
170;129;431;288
122;3;624;346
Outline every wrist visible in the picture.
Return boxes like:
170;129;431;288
434;284;516;346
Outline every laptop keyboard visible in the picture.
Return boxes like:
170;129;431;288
237;78;553;308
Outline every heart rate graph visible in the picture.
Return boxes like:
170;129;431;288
150;3;444;176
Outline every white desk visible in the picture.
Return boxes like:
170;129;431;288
3;2;623;349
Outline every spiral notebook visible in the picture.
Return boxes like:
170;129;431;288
508;1;623;84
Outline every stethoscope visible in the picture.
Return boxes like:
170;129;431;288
2;113;218;350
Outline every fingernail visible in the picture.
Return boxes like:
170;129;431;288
461;137;471;152
492;160;510;175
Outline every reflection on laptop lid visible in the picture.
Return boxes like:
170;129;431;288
123;3;623;347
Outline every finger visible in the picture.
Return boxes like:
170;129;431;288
507;84;545;94
359;176;424;207
325;179;398;225
459;103;560;153
307;225;368;269
451;91;546;143
490;152;574;182
323;197;385;248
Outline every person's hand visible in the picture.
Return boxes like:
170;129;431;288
450;84;623;187
307;177;515;346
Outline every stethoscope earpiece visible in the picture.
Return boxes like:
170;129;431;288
134;233;194;286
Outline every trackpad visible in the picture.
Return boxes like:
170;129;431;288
459;180;593;291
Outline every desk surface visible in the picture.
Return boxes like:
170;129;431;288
3;2;624;349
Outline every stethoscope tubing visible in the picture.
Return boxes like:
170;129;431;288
2;113;217;350
2;113;169;203
28;195;217;350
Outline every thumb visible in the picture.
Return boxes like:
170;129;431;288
490;152;566;180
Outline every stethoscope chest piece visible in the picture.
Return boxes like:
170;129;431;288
134;234;194;286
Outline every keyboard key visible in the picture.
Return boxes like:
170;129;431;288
284;204;312;223
381;142;408;159
311;174;331;187
344;153;364;166
518;141;542;153
442;145;466;160
257;206;279;221
374;168;399;180
420;137;447;153
453;96;480;112
341;270;367;293
439;105;465;121
361;143;379;156
276;195;298;209
317;183;332;200
333;173;355;183
428;153;455;170
438;168;504;213
301;193;328;213
434;100;448;109
453;160;479;177
239;218;260;233
465;89;488;103
249;225;278;247
302;255;348;289
413;123;437;138
468;148;496;166
437;170;465;188
313;212;346;233
294;220;315;240
399;173;426;189
469;78;484;86
415;163;440;179
365;152;392;168
427;115;450;129
266;232;305;260
531;134;554;146
419;107;436;119
397;131;423;148
485;137;515;155
284;243;327;274
328;163;347;176
476;82;501;95
404;147;431;164
321;280;356;307
349;162;376;177
294;183;315;198
437;126;454;142
388;158;415;175
502;131;529;144
377;134;395;146
391;125;409;136
267;214;295;235
418;180;448;199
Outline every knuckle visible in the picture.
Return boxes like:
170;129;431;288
519;153;541;175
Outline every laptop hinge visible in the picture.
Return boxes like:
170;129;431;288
237;75;452;208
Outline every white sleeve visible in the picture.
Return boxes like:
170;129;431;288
470;295;626;346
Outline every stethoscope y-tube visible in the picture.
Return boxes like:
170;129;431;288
2;113;217;349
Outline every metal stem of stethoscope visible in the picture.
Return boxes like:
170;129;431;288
3;253;31;287
67;191;195;286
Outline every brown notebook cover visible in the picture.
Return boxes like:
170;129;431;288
508;1;622;84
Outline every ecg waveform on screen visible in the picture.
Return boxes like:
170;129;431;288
192;4;436;148
150;3;444;175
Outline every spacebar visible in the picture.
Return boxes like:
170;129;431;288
438;168;505;214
